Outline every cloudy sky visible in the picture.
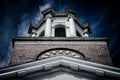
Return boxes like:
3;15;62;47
0;0;120;68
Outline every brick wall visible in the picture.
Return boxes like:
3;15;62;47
10;39;112;66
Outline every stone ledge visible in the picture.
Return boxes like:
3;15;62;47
12;37;109;41
12;37;109;47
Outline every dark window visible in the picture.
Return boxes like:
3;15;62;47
76;31;81;37
39;31;44;37
55;27;66;37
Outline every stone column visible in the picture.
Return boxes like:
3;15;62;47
45;17;52;37
66;21;70;37
69;17;76;37
51;27;55;37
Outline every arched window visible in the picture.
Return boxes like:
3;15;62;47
55;25;66;37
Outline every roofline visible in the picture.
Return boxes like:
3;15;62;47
41;8;53;16
12;37;109;41
28;8;80;34
12;37;109;47
28;18;46;34
0;56;120;79
41;8;77;17
66;9;77;15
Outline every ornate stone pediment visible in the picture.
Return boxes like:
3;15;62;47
37;49;85;60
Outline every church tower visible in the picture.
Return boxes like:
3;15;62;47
10;8;112;66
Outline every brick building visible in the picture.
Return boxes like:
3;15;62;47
10;8;112;66
0;8;120;80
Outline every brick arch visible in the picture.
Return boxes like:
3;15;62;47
36;48;85;60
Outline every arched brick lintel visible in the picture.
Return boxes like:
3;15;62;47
36;48;86;60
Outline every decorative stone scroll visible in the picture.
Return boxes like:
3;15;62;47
37;50;85;60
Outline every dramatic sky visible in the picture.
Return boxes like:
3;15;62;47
0;0;120;68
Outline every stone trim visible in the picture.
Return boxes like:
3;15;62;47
0;56;120;79
12;37;109;47
12;37;109;41
36;48;85;60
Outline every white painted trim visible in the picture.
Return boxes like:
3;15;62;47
15;41;107;45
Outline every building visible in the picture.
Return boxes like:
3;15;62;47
0;8;120;80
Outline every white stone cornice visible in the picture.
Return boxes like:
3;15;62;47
0;56;120;79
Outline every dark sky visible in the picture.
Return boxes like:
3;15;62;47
0;0;120;68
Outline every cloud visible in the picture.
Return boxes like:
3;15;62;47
0;16;13;67
39;3;52;11
0;0;53;68
0;0;120;68
18;0;52;36
18;14;30;36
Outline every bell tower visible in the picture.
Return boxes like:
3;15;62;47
10;8;112;66
28;8;90;38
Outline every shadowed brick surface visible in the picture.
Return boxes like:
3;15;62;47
10;38;112;66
